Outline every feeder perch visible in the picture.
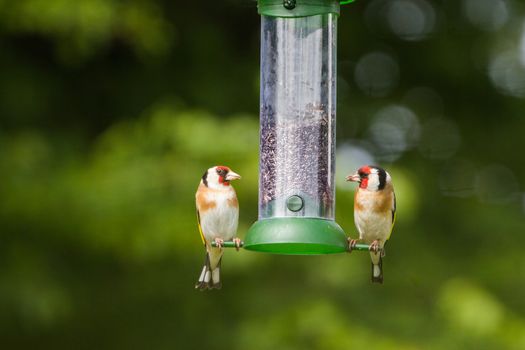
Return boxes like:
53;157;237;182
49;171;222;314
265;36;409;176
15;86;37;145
242;0;354;255
211;241;372;251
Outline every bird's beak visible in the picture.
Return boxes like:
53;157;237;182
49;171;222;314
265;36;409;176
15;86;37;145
346;173;360;183
226;171;241;181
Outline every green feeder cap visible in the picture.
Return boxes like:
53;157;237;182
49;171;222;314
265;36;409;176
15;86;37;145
258;0;340;17
244;217;348;255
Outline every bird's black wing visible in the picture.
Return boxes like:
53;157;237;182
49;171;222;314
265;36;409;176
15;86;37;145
196;208;206;246
392;191;397;225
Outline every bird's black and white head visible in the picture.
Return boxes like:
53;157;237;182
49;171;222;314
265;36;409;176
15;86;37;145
201;166;241;189
346;165;391;191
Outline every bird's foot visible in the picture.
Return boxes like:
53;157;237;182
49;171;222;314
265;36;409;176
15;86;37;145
233;237;242;252
369;240;380;253
348;238;359;253
214;238;224;250
195;281;209;291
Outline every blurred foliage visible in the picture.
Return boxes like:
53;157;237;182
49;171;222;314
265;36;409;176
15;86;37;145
0;0;174;61
0;0;524;349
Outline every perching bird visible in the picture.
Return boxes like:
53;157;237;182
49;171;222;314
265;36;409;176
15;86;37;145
346;165;396;284
195;165;241;290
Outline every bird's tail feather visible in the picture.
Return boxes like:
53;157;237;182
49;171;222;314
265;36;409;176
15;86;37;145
371;256;383;284
195;253;222;290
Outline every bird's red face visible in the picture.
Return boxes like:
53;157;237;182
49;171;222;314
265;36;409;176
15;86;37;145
346;166;372;189
346;165;389;192
216;166;232;186
202;165;241;188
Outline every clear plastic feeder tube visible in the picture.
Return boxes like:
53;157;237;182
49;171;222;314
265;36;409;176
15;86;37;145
244;0;346;254
259;13;337;220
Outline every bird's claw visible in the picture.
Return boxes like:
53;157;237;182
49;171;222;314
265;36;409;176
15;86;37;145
348;238;358;253
214;238;224;250
233;238;242;252
369;240;380;253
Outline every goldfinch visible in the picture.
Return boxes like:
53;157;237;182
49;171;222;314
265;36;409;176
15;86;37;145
195;166;241;290
346;165;396;284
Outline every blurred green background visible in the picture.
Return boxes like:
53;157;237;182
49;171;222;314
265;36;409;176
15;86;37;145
1;0;524;349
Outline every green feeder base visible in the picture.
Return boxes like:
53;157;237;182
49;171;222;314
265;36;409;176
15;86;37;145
244;217;348;255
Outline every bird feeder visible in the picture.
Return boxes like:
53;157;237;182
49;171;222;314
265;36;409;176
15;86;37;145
243;0;352;254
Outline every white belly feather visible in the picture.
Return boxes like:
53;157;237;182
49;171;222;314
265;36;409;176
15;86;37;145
355;210;391;244
200;191;238;242
354;190;393;246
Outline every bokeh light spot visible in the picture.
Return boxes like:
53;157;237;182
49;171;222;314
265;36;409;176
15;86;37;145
463;0;509;32
368;105;420;162
520;22;525;67
354;52;400;97
438;279;505;336
386;0;436;41
489;51;525;98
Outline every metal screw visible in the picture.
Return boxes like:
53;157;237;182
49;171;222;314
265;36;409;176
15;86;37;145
283;0;296;10
286;195;304;212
